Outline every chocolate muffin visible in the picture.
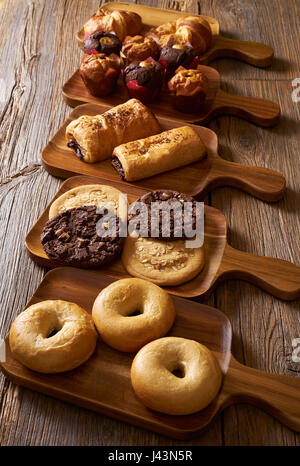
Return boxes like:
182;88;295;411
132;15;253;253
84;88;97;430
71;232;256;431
83;31;121;55
123;58;164;104
41;205;124;268
128;190;199;240
159;42;199;79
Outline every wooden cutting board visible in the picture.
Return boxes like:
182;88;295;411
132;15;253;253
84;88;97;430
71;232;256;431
25;175;300;300
62;64;280;126
42;103;285;202
76;2;274;68
1;269;299;439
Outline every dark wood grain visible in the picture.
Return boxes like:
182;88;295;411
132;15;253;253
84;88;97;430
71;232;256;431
42;102;286;201
2;269;300;439
0;0;299;446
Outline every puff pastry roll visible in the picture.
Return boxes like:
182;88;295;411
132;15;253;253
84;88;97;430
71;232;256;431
65;99;161;163
112;126;206;181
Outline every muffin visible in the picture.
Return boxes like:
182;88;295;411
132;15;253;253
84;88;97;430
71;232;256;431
159;40;199;79
168;66;209;113
121;35;160;63
123;58;164;104
80;53;121;97
83;31;121;55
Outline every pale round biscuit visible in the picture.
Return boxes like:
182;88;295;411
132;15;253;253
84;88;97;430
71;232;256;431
122;236;205;286
131;336;222;415
49;184;125;219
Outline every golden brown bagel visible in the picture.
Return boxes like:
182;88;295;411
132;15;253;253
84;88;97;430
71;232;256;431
131;337;222;415
9;300;97;373
92;278;175;352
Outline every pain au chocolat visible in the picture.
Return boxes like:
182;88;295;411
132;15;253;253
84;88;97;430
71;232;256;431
112;126;206;181
66;99;161;163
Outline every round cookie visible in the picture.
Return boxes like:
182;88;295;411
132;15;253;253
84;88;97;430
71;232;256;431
122;235;205;286
9;300;97;373
92;278;175;352
49;184;125;219
128;189;198;240
41;205;124;268
131;336;222;415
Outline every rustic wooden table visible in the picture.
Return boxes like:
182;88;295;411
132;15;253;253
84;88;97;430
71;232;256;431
0;0;299;446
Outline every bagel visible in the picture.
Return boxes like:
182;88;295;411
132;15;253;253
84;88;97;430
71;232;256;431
49;184;125;219
92;278;175;352
9;300;97;373
131;336;222;415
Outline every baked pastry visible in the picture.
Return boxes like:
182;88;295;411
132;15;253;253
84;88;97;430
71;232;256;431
83;8;142;42
9;300;97;373
83;31;121;55
123;58;164;104
92;278;175;352
131;337;222;415
79;53;121;97
121;35;160;63
168;67;209;113
49;184;125;219
128;190;198;240
159;41;199;78
66;99;161;163
147;16;212;54
112;126;206;181
122;236;205;286
41;205;124;268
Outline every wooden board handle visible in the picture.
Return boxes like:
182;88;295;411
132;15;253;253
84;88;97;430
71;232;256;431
224;357;300;432
218;244;300;300
211;89;280;127
210;156;286;201
201;36;274;67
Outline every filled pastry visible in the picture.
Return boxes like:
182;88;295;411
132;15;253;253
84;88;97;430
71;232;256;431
66;99;161;163
79;53;121;97
112;126;206;181
168;66;209;113
83;8;142;41
123;58;164;104
83;31;121;55
121;35;160;63
147;16;212;54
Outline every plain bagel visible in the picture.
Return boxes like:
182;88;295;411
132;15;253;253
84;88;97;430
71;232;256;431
92;278;175;352
131;336;222;415
9;300;98;373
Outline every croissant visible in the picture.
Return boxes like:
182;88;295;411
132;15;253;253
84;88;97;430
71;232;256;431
83;9;143;41
147;16;212;54
65;99;161;163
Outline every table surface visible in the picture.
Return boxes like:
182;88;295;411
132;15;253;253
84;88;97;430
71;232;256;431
0;0;299;446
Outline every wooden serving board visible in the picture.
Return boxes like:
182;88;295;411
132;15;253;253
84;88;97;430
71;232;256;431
42;103;285;202
62;65;280;126
25;175;300;300
77;2;274;68
1;269;299;439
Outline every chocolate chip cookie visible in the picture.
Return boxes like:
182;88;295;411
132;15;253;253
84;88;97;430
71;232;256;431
41;205;123;268
128;190;198;240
